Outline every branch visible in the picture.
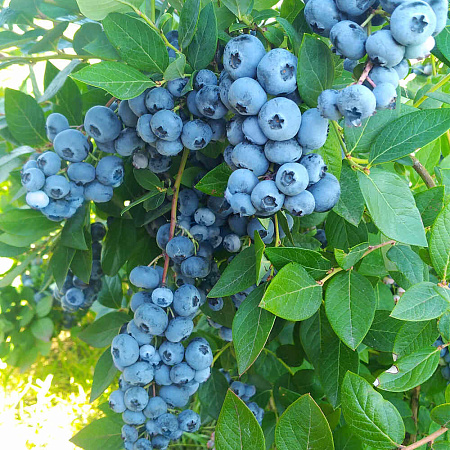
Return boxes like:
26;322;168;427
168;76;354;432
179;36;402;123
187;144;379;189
410;155;436;188
362;240;396;258
408;386;420;444
161;148;190;285
399;427;448;449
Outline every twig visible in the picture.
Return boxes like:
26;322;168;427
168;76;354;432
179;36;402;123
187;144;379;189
161;148;190;285
410;155;436;188
357;62;374;85
399;427;448;449
362;240;396;258
408;386;420;444
105;97;116;108
317;267;343;286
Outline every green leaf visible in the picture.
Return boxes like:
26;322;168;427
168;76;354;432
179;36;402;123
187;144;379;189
387;245;424;290
265;247;332;280
221;0;252;19
0;250;38;288
133;168;163;190
102;218;137;276
35;296;53;318
376;347;440;392
90;347;118;402
50;244;76;290
369;109;450;165
276;394;334;450
78;311;130;348
233;284;275;375
75;0;141;21
83;32;120;60
341;372;405;449
414;186;445;228
30;317;54;342
186;3;218;71
178;0;201;49
430;202;450;281
439;311;450;342
254;230;270;285
363;310;403;352
198;368;229;420
325;270;376;350
260;263;322;321
208;246;256;298
325;211;368;252
103;13;168;74
60;204;88;250
70;416;123;450
391;282;450;321
358;168;427;247
71;248;92;284
163;54;186;81
97;275;123;309
5;88;46;146
393;320;438;358
333;161;365;226
296;34;334;107
216;390;265;450
434;26;450;65
0;208;59;237
315;121;342;178
195;162;232;196
29;21;68;53
277;18;301;54
431;404;450;428
200;296;236;328
280;0;303;23
71;62;155;100
334;243;369;271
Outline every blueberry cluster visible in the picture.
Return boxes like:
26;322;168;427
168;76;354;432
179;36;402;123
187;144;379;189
21;111;124;221
54;222;106;315
109;265;214;450
307;0;448;124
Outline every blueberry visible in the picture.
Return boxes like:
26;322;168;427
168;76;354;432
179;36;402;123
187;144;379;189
297;108;329;151
23;159;38;171
127;320;153;346
148;154;172;173
115;128;144;156
344;58;359;73
90;222;106;241
195;85;228;119
165;316;194;342
42;199;72;221
67;162;95;185
258;97;302;141
230;193;257;217
337;85;376;127
145;88;174;113
208;296;224;311
181;256;210;278
111;334;140;367
181;120;213;150
122;424;139;443
159;341;185;366
170;362;195;384
154;138;182;156
300;154;326;186
194;69;218;89
139;344;156;362
96;139;116;153
276;163;309;196
404;36;435;59
247;218;274;244
21;167;45;191
46;112;69;142
173;284;201;316
368;66;400;87
159;384;190;408
391;1;437;46
283;190;316;217
374;82;398;110
330;20;367;60
307;172;341;212
226;115;245;145
264;138;303;165
194;208;216;226
134;303;168;336
194;367;211;383
128;89;150;116
122;410;146;425
231;142;269;176
37;151;61;176
175;409;200;433
133;438;152;450
156;223;171;250
54;129;90;162
317;89;342;121
248;402;264;425
305;0;341;37
187;90;204;117
184;337;213;370
118;100;138;127
123;361;154;386
84;105;122;143
224;145;238;171
63;287;85;310
84;180;113;203
26;190;50;209
228;168;259;195
154;364;172;385
336;0;376;14
426;0;448;35
178;190;199;217
136;114;157;144
379;0;407;13
95;155;124;187
166;236;195;263
151;110;183;141
143;396;167;419
242;116;268;145
250;180;285;214
219;327;233;341
257;48;298;95
152;287;173;307
130;266;160;289
124;386;149;412
223;34;266;79
152;435;171;449
228;78;267;115
365;29;406;67
207;118;226;141
44;175;70;199
219;73;235;113
231;381;246;397
167;77;189;97
109;389;127;413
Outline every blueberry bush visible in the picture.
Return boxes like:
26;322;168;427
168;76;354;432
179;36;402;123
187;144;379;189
1;0;450;448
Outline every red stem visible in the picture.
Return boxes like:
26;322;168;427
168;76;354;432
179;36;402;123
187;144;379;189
357;62;374;85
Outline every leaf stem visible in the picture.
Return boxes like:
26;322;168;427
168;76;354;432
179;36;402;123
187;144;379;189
356;61;373;85
162;148;190;285
400;427;448;449
413;73;450;108
317;267;343;286
362;240;396;258
212;341;232;366
410;155;436;188
274;214;281;247
151;0;156;22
